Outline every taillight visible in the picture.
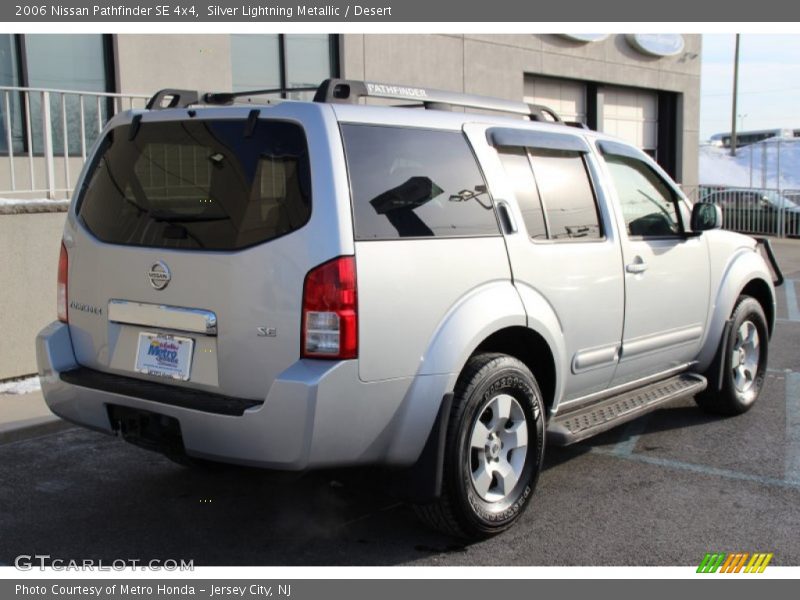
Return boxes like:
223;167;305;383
57;241;68;323
301;256;358;359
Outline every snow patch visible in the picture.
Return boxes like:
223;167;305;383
700;142;800;190
0;198;70;215
0;376;42;395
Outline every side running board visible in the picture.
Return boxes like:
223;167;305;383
547;372;707;446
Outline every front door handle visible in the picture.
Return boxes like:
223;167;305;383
625;257;648;274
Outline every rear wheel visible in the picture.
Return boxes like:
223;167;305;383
414;353;545;539
696;295;769;415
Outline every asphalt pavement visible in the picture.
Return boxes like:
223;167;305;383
1;239;799;567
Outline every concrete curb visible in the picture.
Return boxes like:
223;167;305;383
0;390;73;444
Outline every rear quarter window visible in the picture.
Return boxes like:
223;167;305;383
77;118;311;250
341;124;499;240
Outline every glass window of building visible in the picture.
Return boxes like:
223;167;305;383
230;34;337;99
25;34;111;155
231;34;281;92
0;35;112;156
0;34;22;154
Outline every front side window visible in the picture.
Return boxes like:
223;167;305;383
342;125;499;240
604;154;682;237
78;119;311;250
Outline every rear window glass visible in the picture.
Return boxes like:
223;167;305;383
498;148;548;240
77;119;311;250
341;124;499;240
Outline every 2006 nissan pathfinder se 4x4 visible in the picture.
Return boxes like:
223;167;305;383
37;79;783;538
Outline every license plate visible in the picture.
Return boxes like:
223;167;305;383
134;332;194;381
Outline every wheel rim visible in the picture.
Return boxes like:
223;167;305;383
731;319;761;399
469;393;529;503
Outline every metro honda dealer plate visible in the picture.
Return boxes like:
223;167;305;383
134;332;195;381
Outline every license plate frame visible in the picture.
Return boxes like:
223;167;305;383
134;332;195;381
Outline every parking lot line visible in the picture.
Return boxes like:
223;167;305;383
785;279;800;322
592;447;800;491
786;372;800;484
610;414;650;456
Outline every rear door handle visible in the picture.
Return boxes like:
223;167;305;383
496;200;517;234
625;257;648;274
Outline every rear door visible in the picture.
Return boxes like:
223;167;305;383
466;124;625;401
65;104;350;400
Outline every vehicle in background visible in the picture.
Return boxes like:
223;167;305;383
700;186;800;237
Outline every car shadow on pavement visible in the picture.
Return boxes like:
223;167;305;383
0;427;469;566
0;401;737;566
542;401;723;470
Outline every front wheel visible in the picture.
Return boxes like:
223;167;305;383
414;353;545;539
696;295;769;415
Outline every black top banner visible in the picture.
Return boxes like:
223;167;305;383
4;0;800;22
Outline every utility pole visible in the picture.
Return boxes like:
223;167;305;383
730;34;741;156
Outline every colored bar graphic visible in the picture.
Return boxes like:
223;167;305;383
720;553;737;573
697;553;726;573
744;553;774;573
733;553;749;573
697;552;773;573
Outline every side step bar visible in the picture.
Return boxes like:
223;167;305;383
547;372;707;446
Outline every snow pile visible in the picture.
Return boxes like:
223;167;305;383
0;198;70;215
700;141;800;190
0;376;42;395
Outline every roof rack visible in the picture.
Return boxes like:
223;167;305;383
146;89;199;110
312;78;563;122
145;78;564;123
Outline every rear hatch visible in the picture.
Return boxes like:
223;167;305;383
64;107;343;400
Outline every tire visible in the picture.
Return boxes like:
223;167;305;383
696;295;769;415
414;352;546;539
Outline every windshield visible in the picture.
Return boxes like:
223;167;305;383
77;118;311;250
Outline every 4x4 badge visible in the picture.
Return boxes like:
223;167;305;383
147;260;171;290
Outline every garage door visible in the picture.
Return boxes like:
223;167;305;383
524;76;586;124
601;86;658;157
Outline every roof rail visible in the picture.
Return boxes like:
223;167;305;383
145;79;564;123
312;78;562;122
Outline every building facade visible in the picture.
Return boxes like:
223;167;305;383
0;33;700;196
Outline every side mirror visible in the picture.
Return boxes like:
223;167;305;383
690;202;723;232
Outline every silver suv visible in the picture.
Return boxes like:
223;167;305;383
36;79;783;539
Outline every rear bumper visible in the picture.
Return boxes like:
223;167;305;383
36;321;445;470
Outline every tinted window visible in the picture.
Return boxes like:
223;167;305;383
78;119;311;250
529;149;602;240
498;148;548;240
604;155;681;237
342;125;499;240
